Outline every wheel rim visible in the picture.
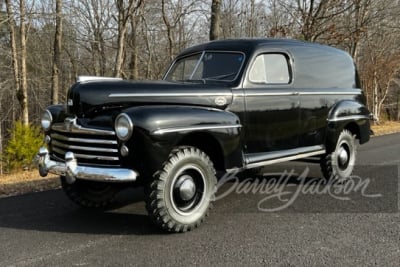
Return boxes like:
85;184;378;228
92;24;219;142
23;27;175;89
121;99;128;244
337;143;350;170
170;165;206;215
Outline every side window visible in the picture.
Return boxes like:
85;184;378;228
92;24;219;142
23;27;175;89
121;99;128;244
249;53;291;84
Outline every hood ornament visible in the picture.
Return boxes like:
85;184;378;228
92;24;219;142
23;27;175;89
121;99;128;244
64;117;77;132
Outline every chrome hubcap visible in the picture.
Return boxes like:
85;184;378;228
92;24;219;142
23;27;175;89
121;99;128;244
338;147;349;165
171;165;206;215
176;175;196;201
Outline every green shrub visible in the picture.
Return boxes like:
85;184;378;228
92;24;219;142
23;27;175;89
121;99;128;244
2;121;43;172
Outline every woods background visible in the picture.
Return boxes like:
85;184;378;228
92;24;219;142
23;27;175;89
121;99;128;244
0;0;399;172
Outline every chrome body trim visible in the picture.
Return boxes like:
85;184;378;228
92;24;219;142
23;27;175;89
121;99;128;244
51;118;115;136
298;91;361;95
77;76;123;83
328;115;370;122
233;90;362;97
152;124;242;135
245;149;326;169
108;92;233;98
35;147;137;184
109;89;362;99
242;92;296;96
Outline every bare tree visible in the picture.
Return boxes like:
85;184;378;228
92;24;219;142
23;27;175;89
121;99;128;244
114;0;143;78
209;0;221;40
70;0;114;76
5;0;20;101
5;0;29;125
278;0;353;41
128;3;144;80
51;0;63;104
19;0;29;125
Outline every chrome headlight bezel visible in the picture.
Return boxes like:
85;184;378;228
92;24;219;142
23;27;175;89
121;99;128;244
41;110;53;131
115;113;133;141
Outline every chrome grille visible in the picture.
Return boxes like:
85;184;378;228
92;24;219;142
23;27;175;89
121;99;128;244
49;120;120;167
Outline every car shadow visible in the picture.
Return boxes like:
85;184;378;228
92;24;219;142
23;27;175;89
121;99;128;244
0;187;166;236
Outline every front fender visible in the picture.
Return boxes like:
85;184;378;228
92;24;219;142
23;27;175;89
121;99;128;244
123;105;240;134
46;105;67;123
121;105;243;176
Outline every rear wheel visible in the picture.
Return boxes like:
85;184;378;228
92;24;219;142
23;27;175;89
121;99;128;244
320;129;357;182
145;146;217;232
61;177;120;209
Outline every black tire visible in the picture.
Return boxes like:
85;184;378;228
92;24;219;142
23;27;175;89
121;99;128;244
320;129;357;182
145;146;217;233
61;177;120;209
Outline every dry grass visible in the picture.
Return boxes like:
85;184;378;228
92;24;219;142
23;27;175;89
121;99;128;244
0;170;59;198
371;121;400;136
0;170;54;184
1;121;399;197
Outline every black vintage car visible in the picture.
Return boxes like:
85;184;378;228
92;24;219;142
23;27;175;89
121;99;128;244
37;39;371;232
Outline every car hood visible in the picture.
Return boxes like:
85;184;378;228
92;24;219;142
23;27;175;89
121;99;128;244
67;80;233;117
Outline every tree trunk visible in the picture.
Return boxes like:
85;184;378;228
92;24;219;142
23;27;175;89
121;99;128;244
51;0;63;105
5;0;20;101
114;5;127;78
209;0;221;40
129;17;139;80
19;0;29;125
373;70;380;123
114;0;143;78
161;0;174;61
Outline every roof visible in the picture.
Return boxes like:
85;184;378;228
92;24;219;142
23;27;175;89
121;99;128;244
175;38;357;89
179;38;315;55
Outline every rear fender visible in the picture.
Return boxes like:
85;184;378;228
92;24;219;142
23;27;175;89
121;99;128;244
325;100;370;151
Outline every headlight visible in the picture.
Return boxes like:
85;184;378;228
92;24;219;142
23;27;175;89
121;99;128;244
115;113;133;141
41;110;52;131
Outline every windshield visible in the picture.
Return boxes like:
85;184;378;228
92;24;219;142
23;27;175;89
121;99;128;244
164;51;245;83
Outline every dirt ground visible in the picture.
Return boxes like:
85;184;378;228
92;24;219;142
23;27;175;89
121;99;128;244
1;121;399;197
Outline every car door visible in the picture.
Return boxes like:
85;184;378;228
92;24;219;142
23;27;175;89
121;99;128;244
242;52;301;163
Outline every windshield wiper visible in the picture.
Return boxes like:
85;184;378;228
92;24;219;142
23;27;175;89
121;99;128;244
176;79;206;84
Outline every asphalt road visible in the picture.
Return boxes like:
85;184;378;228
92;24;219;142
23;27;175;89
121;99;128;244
0;134;399;266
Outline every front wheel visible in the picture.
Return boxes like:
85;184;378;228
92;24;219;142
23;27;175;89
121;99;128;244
61;177;120;209
320;129;357;182
145;147;217;233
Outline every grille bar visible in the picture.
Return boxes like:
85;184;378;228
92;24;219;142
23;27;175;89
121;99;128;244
52;140;118;153
52;147;120;161
51;133;118;145
49;120;120;167
52;121;115;135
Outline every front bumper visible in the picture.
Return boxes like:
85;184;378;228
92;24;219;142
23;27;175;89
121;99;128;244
35;147;138;184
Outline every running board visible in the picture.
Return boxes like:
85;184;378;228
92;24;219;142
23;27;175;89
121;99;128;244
244;146;326;169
